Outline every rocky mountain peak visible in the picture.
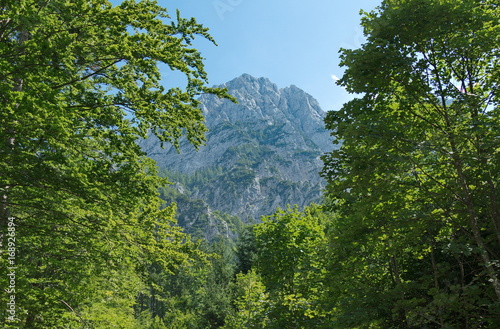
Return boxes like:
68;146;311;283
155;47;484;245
140;74;336;224
225;73;278;92
200;74;329;150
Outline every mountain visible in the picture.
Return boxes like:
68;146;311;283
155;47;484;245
140;74;334;231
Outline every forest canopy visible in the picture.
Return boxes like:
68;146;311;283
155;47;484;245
1;0;499;328
0;0;229;327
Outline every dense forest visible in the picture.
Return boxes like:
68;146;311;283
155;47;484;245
1;0;499;328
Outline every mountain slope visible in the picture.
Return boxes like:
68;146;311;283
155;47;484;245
140;74;334;222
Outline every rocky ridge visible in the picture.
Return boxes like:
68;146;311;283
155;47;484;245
140;74;335;235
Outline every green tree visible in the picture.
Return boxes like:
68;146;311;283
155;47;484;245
223;270;270;329
141;238;236;329
235;225;258;275
0;0;230;327
197;238;236;328
322;0;500;327
253;206;330;328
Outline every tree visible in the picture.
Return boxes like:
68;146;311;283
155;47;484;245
322;0;499;327
253;206;330;328
223;270;270;329
235;225;258;275
138;238;237;329
0;0;230;327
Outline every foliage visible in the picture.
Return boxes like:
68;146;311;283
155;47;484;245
4;0;498;327
321;0;500;327
223;270;270;329
0;0;230;326
252;205;331;328
235;225;258;274
159;166;225;193
137;237;237;329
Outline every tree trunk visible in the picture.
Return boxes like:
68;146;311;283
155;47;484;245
449;137;500;301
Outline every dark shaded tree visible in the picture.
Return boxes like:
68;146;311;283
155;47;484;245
322;0;500;327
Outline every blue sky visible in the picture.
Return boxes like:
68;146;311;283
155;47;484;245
161;0;380;112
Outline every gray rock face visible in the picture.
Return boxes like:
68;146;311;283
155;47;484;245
140;74;335;222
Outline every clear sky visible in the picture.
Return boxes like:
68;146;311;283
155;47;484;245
160;0;381;112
